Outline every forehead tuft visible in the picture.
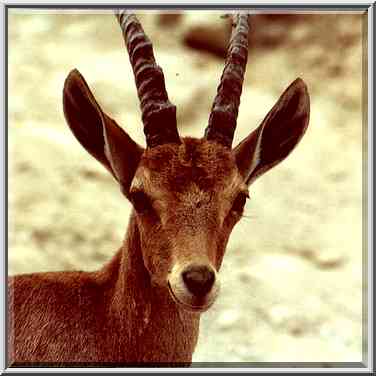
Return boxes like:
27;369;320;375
140;137;236;192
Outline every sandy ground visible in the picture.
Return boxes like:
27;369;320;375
8;10;366;364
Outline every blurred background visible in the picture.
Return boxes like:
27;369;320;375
8;10;365;363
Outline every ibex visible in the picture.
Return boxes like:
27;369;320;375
8;11;310;366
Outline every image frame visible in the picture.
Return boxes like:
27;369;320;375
0;0;374;373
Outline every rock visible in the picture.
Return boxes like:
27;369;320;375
156;13;183;27
268;304;291;326
182;14;231;57
250;21;289;48
216;309;241;330
315;249;346;269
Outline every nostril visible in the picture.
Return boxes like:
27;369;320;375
182;265;215;297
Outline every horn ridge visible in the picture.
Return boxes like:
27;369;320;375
205;14;250;148
115;10;180;147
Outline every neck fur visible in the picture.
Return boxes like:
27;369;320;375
97;211;200;363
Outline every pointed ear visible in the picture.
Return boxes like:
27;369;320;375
234;78;310;185
63;69;144;195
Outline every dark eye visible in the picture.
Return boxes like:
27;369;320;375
231;192;249;214
129;191;153;214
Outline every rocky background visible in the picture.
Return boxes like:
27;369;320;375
8;10;365;364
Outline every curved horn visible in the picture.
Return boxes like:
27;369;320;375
115;11;180;148
204;14;250;148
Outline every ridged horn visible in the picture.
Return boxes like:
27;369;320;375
115;10;181;148
204;14;250;148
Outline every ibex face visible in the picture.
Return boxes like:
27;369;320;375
63;12;310;313
131;139;245;311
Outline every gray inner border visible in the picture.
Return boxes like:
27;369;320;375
1;2;374;373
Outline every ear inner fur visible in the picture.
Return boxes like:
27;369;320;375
63;68;144;192
63;69;115;175
102;113;144;193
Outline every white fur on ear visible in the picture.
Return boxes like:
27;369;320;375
246;124;264;180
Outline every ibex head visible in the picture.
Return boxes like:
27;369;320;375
62;12;310;313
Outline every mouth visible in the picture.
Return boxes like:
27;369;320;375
167;281;215;313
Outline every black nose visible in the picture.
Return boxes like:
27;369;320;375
182;265;215;297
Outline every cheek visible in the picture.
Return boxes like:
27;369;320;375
137;217;173;283
215;216;239;270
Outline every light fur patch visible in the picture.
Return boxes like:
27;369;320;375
247;125;265;179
